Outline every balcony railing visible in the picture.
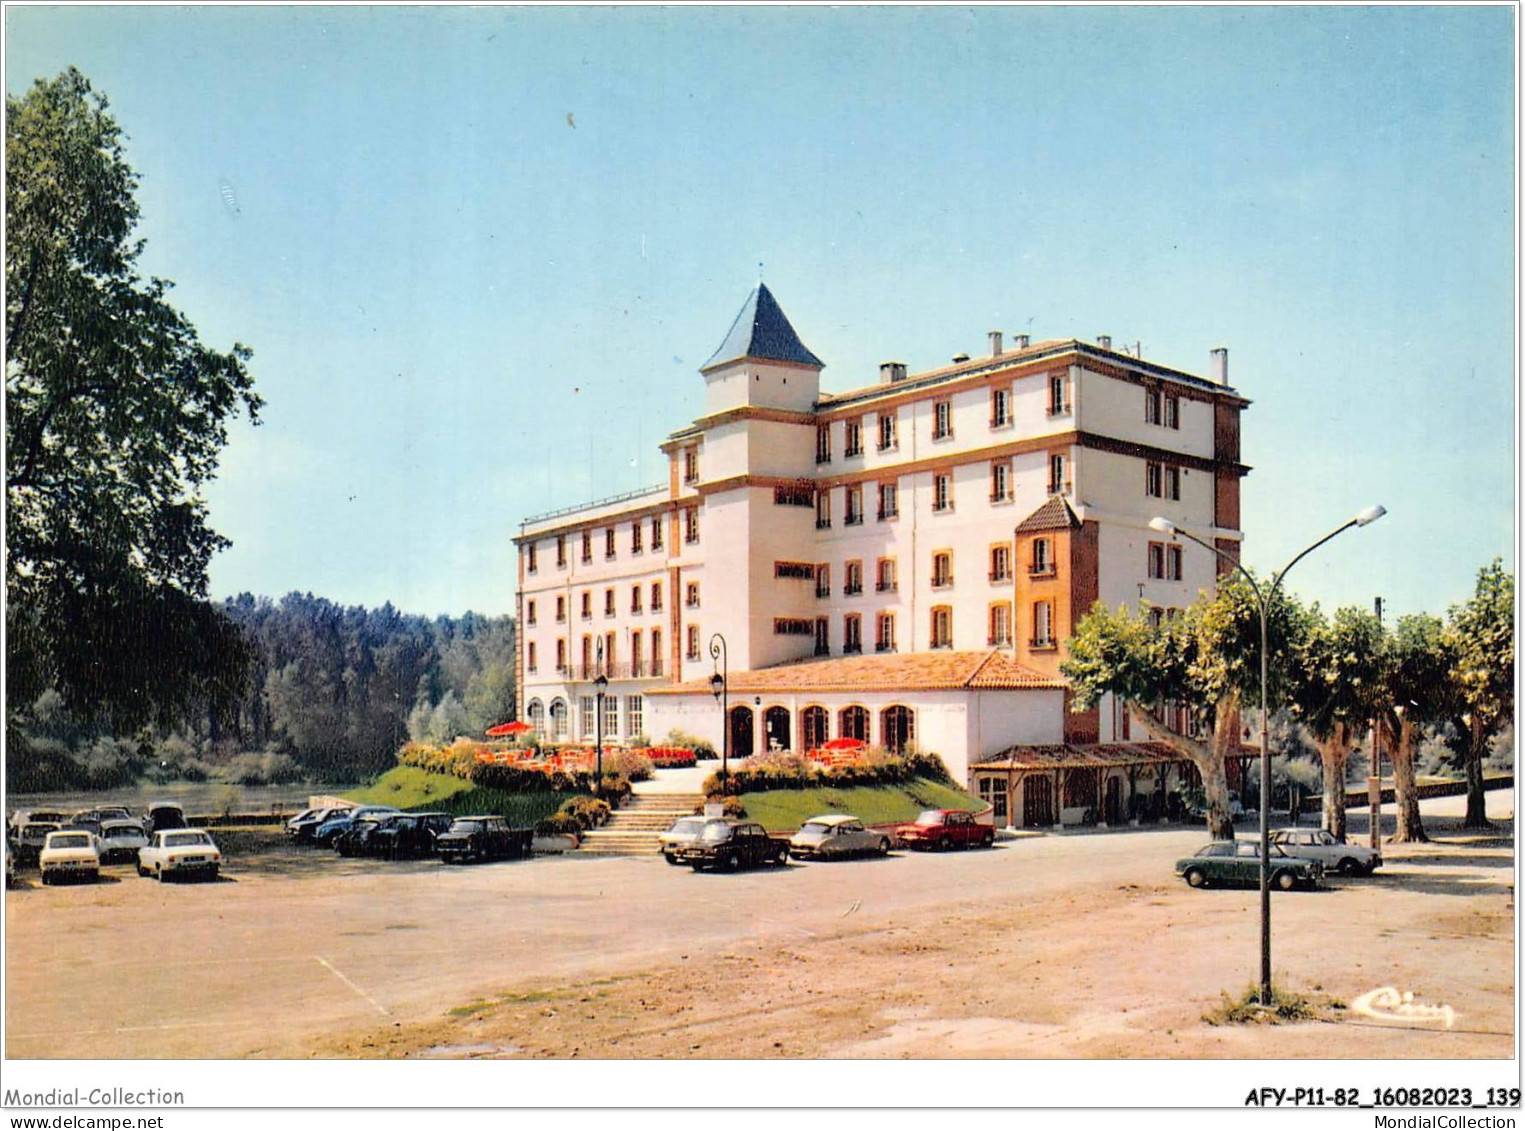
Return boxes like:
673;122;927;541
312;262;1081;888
875;580;897;592
875;641;896;653
815;452;832;465
814;642;830;657
877;508;898;521
843;583;862;596
989;570;1011;583
815;587;831;599
1029;636;1057;650
815;518;832;530
1047;402;1071;417
988;633;1013;647
1029;562;1057;577
845;513;863;526
845;444;863;458
990;492;1011;504
843;643;862;655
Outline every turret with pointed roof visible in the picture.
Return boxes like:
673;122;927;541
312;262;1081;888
702;283;824;372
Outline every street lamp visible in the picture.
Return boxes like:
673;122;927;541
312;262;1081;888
709;633;729;789
593;639;608;797
1148;503;1385;1007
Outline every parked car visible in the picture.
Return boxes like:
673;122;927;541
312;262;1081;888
144;802;187;834
678;819;790;872
39;829;101;885
435;816;533;864
1270;828;1382;875
14;822;60;865
333;815;398;857
659;816;712;865
789;815;892;860
97;819;150;864
1175;840;1323;891
286;805;353;843
68;806;137;836
371;812;454;859
138;829;222;881
313;805;399;847
894;809;994;851
8;809;69;837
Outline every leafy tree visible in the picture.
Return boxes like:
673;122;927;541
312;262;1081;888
1288;605;1384;840
1446;560;1514;829
5;68;261;731
1063;576;1306;839
1376;614;1456;843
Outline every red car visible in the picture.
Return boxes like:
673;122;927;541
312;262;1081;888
894;809;994;850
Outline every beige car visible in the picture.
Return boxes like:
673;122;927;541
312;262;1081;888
1270;828;1382;876
659;817;713;865
789;815;892;860
39;829;101;885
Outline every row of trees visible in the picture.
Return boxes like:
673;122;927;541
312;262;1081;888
1064;560;1514;841
7;594;516;790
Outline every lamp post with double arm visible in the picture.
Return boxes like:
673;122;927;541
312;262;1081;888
709;633;729;791
1148;504;1385;1007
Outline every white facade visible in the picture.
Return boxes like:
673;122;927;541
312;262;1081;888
514;288;1248;780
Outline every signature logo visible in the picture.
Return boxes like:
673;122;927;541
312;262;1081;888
1350;986;1456;1028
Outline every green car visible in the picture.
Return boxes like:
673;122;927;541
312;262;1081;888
1175;840;1323;891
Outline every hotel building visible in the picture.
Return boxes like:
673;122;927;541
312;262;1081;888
514;285;1248;818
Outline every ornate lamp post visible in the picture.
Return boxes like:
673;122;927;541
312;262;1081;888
1149;504;1385;1007
593;639;608;796
709;633;728;789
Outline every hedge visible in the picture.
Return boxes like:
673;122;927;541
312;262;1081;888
703;746;951;795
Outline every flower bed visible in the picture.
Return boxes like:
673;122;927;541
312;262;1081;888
644;746;697;768
704;746;951;795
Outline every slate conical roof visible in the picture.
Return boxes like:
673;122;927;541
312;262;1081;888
701;283;824;371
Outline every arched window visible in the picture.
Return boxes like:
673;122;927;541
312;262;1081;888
764;706;791;752
549;699;569;741
881;705;914;753
802;706;829;751
527;699;545;735
839;705;869;742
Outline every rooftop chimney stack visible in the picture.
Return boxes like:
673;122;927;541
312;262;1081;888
988;330;1003;357
952;352;971;364
1097;334;1113;350
880;361;907;384
1014;333;1030;350
1210;347;1229;384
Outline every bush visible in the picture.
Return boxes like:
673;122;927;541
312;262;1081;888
694;794;747;818
535;813;583;838
559;796;612;830
602;748;654;782
702;746;952;795
665;728;717;760
220;750;303;786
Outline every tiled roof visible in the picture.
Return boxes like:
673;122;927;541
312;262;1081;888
646;649;1064;696
701;284;824;371
1014;495;1081;534
974;742;1188;770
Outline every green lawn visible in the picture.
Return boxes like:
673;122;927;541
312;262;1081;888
738;776;984;833
346;766;575;827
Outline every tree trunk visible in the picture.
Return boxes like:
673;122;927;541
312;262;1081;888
1317;723;1349;841
1388;715;1428;843
1463;716;1491;829
1128;702;1235;840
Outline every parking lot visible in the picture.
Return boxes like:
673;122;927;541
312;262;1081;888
4;794;1513;1060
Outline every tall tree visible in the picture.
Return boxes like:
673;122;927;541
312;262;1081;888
1288;605;1384;840
1063;576;1306;840
1447;560;1514;829
6;68;261;730
1378;613;1456;843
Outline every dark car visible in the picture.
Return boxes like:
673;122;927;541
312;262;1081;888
1175;840;1323;891
15;822;60;865
313;805;399;847
894;809;994;851
334;815;400;857
144;802;188;834
677;819;790;872
435;816;533;864
371;812;454;860
286;805;353;843
68;806;137;836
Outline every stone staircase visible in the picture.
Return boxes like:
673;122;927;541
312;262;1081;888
576;791;704;857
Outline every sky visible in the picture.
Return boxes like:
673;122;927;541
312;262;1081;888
5;4;1515;620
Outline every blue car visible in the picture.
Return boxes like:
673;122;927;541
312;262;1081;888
313;805;400;847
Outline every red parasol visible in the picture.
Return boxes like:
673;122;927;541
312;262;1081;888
486;720;534;737
822;737;867;751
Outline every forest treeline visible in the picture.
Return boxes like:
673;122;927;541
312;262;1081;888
6;593;515;792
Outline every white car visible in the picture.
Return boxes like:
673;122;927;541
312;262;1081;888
1269;828;1382;875
138;829;222;882
788;815;892;860
98;819;150;864
39;829;101;884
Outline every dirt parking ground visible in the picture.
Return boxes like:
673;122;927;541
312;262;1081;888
4;794;1512;1061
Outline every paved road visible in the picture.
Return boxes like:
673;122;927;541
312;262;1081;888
4;793;1511;1059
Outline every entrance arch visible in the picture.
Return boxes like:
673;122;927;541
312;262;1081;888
763;706;791;753
728;705;754;759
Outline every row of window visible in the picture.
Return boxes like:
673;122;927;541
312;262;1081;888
1146;541;1185;581
524;695;644;741
525;580;700;628
798;538;1057;603
520;699;918;752
815;374;1072;464
1144;387;1182;430
810;454;1070;530
785;600;1058;655
524;508;698;574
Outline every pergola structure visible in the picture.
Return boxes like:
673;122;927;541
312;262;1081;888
971;742;1259;829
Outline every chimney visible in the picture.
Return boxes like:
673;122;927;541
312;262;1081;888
988;330;1003;357
1210;347;1229;384
1097;334;1112;350
1014;333;1030;350
952;352;971;364
880;361;907;383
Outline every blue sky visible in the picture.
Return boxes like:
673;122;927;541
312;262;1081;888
6;5;1515;619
